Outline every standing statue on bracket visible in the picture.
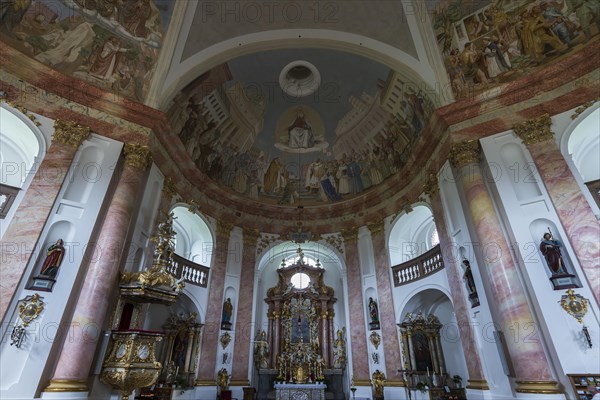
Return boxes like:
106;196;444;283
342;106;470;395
333;327;347;369
30;239;66;291
462;259;480;308
40;239;65;278
540;231;566;275
368;297;380;330
253;330;269;369
221;297;233;330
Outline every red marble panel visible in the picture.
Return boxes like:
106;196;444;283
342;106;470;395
371;230;402;382
345;240;370;382
430;193;485;380
527;140;600;304
0;142;77;320
461;166;553;381
51;166;144;381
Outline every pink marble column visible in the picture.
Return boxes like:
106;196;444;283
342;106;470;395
516;120;600;304
0;120;89;321
45;144;150;392
196;222;232;385
343;231;370;384
449;140;559;394
429;189;488;389
230;229;259;386
368;222;403;383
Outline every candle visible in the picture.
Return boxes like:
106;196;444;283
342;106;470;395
427;367;430;376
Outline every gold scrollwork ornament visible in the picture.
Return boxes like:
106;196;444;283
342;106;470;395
220;332;231;349
369;331;381;350
11;293;44;348
560;289;588;323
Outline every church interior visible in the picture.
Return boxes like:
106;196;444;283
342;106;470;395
0;1;599;400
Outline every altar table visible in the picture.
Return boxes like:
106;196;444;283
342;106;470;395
274;383;326;400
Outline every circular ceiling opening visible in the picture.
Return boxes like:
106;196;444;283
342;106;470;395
279;60;321;98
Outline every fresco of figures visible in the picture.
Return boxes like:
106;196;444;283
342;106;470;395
0;0;174;101
433;0;599;98
170;67;435;207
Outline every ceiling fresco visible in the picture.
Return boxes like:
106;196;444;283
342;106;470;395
433;0;600;98
181;0;417;62
0;0;175;102
168;48;435;207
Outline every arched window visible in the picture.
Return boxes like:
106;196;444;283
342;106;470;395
171;205;214;267
568;108;600;209
388;205;438;265
0;106;46;238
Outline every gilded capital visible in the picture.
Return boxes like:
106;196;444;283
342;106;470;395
216;220;233;238
366;220;384;235
243;228;261;246
52;119;90;148
448;140;480;169
340;228;358;243
123;143;152;170
162;177;178;200
513;114;554;145
422;173;439;197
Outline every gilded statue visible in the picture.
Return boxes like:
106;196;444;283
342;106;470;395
333;327;347;368
372;370;386;399
217;368;229;391
253;330;269;369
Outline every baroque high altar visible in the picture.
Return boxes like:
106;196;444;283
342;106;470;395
257;249;345;399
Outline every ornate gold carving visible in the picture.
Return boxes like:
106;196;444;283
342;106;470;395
123;143;152;170
194;379;215;386
467;379;490;390
515;380;561;394
100;331;163;400
52;119;90;148
257;233;280;256
371;370;386;398
560;289;589;323
220;332;231;349
422;173;439;197
217;368;230;390
18;293;44;327
340;228;359;244
162;177;178;200
367;221;384;235
187;199;200;214
448;140;480;168
369;331;381;350
571;99;599;120
216;220;233;237
45;379;88;392
401;202;414;214
321;233;344;254
6;103;41;126
120;213;183;304
513;114;554;145
243;228;261;246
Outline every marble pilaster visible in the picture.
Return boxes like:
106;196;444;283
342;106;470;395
45;145;150;392
343;230;370;382
449;141;559;394
429;188;487;386
230;229;259;386
514;115;600;304
368;221;402;383
196;222;232;385
0;120;89;321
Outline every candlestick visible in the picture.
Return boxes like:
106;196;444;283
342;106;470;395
427;366;429;376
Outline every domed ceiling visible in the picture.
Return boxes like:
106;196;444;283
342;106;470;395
167;48;435;207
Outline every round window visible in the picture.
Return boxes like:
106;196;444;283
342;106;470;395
290;272;310;289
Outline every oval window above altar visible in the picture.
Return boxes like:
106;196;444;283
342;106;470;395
290;273;311;289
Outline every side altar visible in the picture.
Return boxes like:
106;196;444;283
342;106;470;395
255;248;346;400
274;383;326;400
